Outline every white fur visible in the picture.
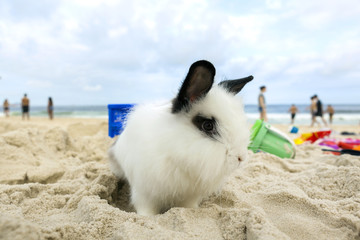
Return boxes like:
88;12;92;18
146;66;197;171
108;85;250;216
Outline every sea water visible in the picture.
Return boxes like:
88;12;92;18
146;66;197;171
245;104;360;125
1;104;360;125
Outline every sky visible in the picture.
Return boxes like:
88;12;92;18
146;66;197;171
0;0;359;106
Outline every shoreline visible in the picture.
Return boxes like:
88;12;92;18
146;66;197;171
2;102;360;126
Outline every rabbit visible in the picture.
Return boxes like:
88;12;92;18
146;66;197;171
108;60;253;216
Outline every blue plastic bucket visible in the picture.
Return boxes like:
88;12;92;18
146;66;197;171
108;104;135;138
289;126;299;134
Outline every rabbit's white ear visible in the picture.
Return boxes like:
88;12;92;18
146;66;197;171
219;76;253;95
172;60;215;113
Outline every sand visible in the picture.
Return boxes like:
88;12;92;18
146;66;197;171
0;117;360;240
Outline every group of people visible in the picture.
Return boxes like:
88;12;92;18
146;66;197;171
2;94;54;120
258;86;335;126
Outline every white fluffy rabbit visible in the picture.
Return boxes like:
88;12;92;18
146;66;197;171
108;60;253;216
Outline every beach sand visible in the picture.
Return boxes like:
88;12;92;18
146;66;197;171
1;117;360;240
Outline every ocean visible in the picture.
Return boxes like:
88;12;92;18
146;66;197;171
1;104;360;125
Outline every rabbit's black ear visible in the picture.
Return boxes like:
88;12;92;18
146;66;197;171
172;60;215;113
219;76;253;95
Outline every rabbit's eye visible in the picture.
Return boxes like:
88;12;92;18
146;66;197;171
202;121;214;131
192;115;218;139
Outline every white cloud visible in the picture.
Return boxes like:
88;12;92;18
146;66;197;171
285;61;324;75
26;80;53;88
266;0;282;9
83;84;102;92
108;26;128;39
0;0;359;105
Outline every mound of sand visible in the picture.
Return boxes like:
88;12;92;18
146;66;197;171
0;118;359;239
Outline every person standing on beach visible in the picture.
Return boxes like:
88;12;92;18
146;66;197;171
310;96;319;127
3;99;10;117
48;97;54;120
258;86;267;122
325;104;335;124
313;95;327;127
288;104;298;124
21;94;30;120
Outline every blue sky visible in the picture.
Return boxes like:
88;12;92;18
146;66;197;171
0;0;359;106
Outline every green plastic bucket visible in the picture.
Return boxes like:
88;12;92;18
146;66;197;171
248;120;296;158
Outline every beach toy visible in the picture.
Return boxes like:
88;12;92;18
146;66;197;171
294;130;332;145
338;142;356;150
338;140;360;150
322;148;360;156
248;120;296;159
289;126;299;134
341;138;360;144
340;131;357;136
318;139;340;150
108;104;135;138
344;138;360;143
354;145;360;151
294;137;305;145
